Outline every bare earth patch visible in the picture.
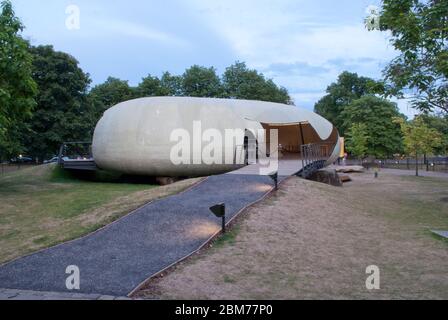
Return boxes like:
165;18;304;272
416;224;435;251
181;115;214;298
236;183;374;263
138;172;448;300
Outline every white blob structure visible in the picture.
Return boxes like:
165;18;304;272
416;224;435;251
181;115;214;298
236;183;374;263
92;97;340;177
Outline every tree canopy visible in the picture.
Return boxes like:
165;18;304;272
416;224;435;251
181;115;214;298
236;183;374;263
379;0;448;113
340;95;405;158
20;45;92;160
159;72;183;96
0;0;36;158
89;77;134;112
394;116;442;175
222;62;291;104
181;65;222;98
346;123;369;160
86;62;292;132
420;113;448;155
314;71;379;135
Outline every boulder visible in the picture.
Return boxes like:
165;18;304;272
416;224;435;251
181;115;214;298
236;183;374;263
308;169;343;187
340;175;352;183
335;165;365;173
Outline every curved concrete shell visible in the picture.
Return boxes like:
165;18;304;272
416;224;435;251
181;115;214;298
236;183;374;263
92;97;340;177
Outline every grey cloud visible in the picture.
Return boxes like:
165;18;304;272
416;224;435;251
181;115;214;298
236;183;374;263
264;61;331;77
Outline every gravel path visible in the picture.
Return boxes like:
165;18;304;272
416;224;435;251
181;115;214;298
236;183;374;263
0;174;284;296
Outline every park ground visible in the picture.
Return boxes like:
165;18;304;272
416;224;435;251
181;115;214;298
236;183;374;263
137;171;448;300
0;165;201;264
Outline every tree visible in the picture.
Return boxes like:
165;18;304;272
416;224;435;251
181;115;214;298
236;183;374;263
346;123;369;162
379;0;448;113
89;77;135;109
420;113;448;155
88;76;136;126
160;72;182;96
0;0;36;159
222;62;290;104
136;72;184;97
394;116;442;176
314;72;379;135
20;45;92;161
135;74;166;98
181;65;222;97
340;95;404;158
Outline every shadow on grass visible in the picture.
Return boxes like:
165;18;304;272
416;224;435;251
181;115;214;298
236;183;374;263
51;166;158;185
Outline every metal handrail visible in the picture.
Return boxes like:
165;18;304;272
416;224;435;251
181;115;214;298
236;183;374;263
58;141;93;165
300;143;333;178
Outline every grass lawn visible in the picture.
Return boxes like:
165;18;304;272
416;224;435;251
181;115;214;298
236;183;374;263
137;172;448;300
0;164;201;264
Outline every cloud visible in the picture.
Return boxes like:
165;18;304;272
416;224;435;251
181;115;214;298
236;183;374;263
290;92;326;110
13;0;191;49
91;19;191;48
14;0;415;116
188;1;396;65
263;62;330;77
326;57;378;69
186;0;406;112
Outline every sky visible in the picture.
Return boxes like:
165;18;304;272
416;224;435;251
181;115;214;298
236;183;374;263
11;0;417;117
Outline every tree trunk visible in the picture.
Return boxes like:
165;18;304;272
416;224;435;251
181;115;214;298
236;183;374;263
415;152;419;177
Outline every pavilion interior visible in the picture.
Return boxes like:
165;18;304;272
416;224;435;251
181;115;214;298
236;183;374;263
260;122;339;159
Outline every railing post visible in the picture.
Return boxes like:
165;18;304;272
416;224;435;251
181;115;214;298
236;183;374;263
301;145;305;173
58;144;65;165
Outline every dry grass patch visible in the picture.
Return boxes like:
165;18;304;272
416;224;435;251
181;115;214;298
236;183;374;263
138;173;448;300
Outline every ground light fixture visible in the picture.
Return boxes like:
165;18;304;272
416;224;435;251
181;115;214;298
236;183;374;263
269;171;279;190
209;203;226;234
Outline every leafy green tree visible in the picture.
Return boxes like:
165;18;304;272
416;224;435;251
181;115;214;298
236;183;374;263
160;72;182;96
346;123;369;162
88;76;136;127
89;77;135;109
136;72;185;97
0;0;36;159
394;116;442;176
420;113;448;155
379;0;448;113
340;95;404;158
21;45;92;161
222;62;290;104
314;72;379;134
135;74;165;97
181;65;222;97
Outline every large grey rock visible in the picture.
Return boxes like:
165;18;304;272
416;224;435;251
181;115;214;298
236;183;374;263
308;169;343;186
335;165;365;173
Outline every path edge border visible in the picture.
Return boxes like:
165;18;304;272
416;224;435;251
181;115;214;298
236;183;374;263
0;177;208;270
128;174;294;298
